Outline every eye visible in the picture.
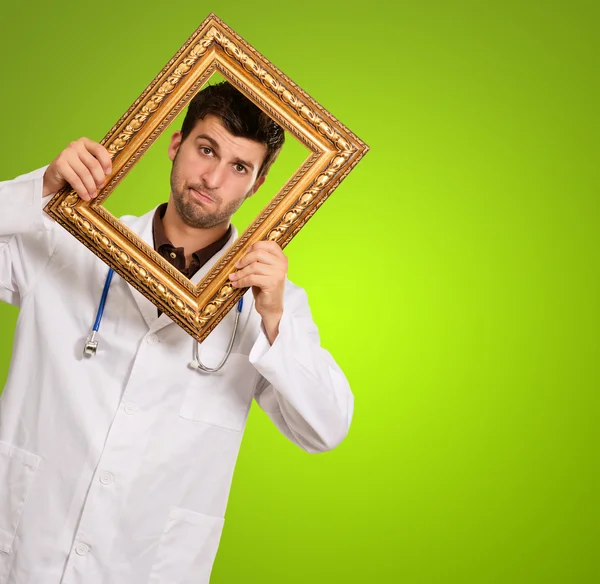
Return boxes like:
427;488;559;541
234;164;247;174
199;146;213;156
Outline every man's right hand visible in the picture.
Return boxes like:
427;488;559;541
43;137;112;201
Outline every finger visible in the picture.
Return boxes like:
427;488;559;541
65;155;99;199
60;166;93;201
230;262;275;281
235;250;280;269
77;147;108;189
81;138;112;175
251;240;285;258
232;273;272;289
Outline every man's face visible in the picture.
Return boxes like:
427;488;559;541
167;114;268;229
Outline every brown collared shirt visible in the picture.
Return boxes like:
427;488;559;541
152;203;232;315
152;203;232;279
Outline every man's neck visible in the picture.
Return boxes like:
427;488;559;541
162;202;230;264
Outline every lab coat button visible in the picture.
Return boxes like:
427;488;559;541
99;471;114;485
75;543;90;556
124;403;137;415
147;334;159;345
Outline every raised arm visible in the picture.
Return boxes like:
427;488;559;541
0;138;112;305
230;241;354;453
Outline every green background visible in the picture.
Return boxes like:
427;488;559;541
1;1;598;582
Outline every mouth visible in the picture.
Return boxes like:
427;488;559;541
190;187;215;204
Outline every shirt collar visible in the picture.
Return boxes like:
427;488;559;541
151;202;233;261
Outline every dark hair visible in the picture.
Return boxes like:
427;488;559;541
180;81;285;178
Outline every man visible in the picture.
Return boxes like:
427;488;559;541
0;82;353;584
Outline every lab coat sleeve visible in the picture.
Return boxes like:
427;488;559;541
0;166;56;305
248;282;354;454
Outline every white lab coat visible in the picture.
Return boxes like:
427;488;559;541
0;166;353;584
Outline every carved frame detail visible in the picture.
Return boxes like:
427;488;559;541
44;13;369;343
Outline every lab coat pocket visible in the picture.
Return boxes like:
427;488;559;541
148;506;225;584
179;350;259;432
0;441;41;555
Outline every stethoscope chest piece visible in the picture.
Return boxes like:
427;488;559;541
83;331;99;357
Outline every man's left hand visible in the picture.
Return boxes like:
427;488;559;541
229;241;287;344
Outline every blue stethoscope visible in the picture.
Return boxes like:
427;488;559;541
83;268;244;373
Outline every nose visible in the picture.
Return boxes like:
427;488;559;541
200;160;226;190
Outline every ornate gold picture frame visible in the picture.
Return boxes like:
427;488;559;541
44;13;369;343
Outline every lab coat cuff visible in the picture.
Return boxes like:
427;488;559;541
0;166;54;235
248;306;294;369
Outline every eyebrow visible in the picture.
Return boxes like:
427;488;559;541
195;134;255;172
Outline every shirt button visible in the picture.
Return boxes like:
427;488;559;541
75;543;90;556
124;403;137;415
99;471;114;485
169;252;177;259
147;334;159;345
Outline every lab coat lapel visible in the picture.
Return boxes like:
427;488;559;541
120;209;161;330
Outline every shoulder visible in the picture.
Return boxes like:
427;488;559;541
118;212;144;226
284;277;306;296
283;278;313;312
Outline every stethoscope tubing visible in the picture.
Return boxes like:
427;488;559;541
93;268;114;332
84;268;243;373
190;297;243;373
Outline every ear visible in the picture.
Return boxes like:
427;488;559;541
168;131;183;162
247;175;266;198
